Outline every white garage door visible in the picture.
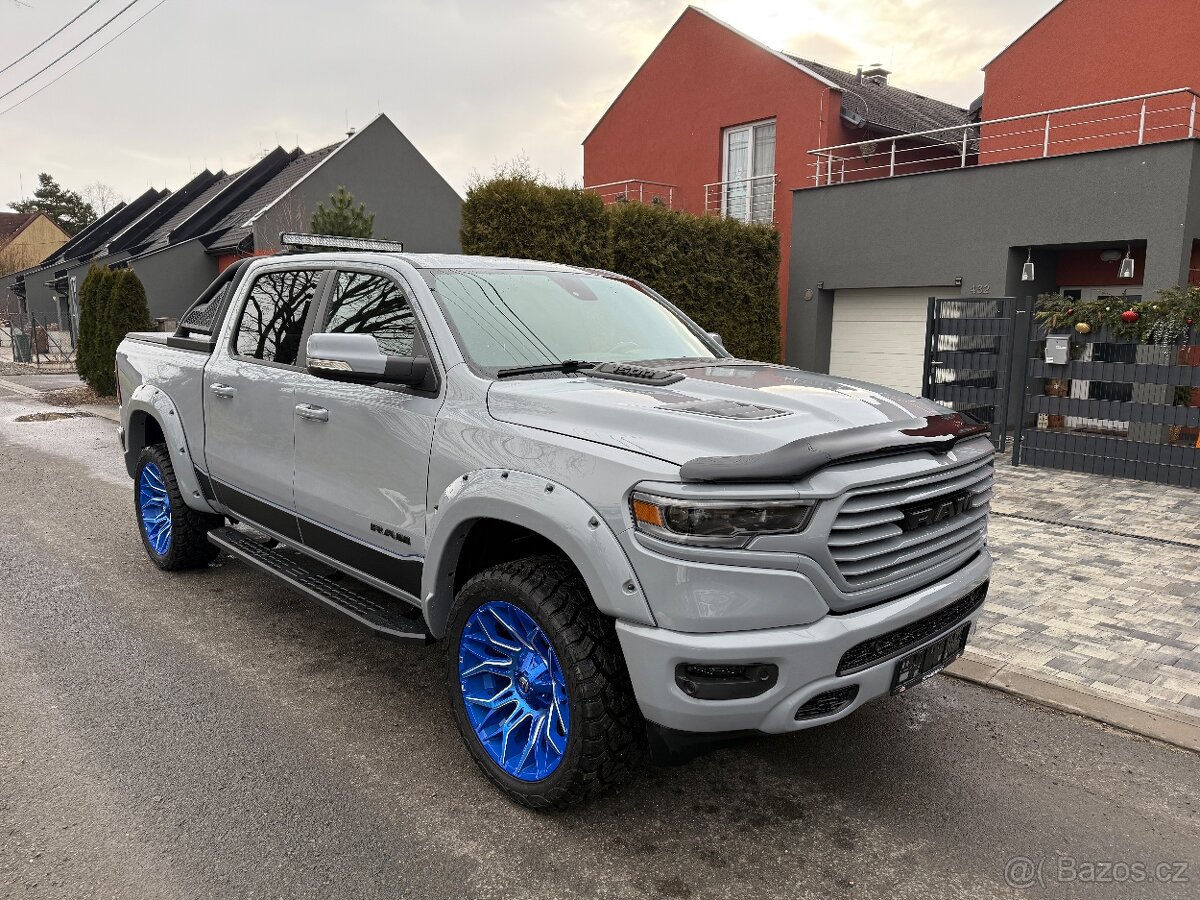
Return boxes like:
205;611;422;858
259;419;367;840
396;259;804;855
829;287;942;396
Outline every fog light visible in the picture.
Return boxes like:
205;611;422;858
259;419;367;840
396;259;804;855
674;663;778;700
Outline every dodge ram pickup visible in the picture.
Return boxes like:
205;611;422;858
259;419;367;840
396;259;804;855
116;233;994;808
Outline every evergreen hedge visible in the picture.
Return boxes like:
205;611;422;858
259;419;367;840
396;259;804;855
77;267;152;396
459;176;779;361
460;176;609;269
75;264;111;390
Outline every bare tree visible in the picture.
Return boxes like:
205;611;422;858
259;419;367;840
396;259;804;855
254;193;309;253
81;182;124;215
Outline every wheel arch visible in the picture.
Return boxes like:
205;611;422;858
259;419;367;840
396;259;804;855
421;469;655;638
123;384;219;514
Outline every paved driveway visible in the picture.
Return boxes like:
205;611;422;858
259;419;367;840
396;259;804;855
975;458;1200;723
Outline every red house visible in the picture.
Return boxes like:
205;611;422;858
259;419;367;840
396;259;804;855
583;6;969;349
980;0;1200;164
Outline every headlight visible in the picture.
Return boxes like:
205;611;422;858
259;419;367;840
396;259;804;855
630;491;815;549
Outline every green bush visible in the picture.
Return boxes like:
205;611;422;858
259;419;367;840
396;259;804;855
92;268;152;396
459;177;779;361
460;175;609;269
75;264;112;390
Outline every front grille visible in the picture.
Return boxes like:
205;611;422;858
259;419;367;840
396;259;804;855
836;581;988;675
795;685;859;720
827;454;993;591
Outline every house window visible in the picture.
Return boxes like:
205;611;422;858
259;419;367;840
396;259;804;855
722;119;776;224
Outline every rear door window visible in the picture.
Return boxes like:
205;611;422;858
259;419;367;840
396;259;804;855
233;269;322;365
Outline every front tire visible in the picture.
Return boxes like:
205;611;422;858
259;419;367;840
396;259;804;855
134;444;222;570
445;555;643;809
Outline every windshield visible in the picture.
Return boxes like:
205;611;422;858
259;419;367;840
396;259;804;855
422;269;719;373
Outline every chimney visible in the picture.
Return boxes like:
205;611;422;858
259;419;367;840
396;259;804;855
860;64;891;86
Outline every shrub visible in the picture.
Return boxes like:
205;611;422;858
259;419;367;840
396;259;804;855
92;268;152;396
460;175;608;268
75;264;112;390
459;176;779;361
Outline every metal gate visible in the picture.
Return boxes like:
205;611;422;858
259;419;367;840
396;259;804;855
921;297;1015;451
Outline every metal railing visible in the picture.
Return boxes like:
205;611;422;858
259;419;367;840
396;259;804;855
704;174;777;225
583;179;675;208
808;88;1200;186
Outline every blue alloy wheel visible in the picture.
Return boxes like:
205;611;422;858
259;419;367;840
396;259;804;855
138;461;173;556
458;600;570;781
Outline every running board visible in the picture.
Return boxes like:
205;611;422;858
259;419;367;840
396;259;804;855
208;527;431;645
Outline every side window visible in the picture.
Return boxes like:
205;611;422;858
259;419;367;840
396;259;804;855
323;271;417;357
234;269;322;365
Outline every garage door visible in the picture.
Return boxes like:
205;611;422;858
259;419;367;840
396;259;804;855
829;287;942;396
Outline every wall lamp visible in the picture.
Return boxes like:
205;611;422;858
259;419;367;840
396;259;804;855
1021;247;1035;282
1118;245;1136;279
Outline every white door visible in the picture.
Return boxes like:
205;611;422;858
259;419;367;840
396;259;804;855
829;286;944;395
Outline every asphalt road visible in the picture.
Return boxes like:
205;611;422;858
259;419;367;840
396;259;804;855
2;394;1198;900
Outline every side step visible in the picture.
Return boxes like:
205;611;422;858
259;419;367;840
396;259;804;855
208;527;432;645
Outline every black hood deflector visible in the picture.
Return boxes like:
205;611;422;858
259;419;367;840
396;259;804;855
678;414;990;483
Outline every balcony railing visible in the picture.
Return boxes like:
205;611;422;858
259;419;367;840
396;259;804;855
808;88;1200;186
704;174;777;225
583;179;675;208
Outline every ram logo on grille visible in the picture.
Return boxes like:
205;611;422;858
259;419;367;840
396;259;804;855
899;490;972;532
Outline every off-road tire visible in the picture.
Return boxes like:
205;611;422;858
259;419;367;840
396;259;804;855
135;444;223;570
445;555;644;809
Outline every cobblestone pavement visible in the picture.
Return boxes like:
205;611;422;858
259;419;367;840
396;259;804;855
976;457;1200;722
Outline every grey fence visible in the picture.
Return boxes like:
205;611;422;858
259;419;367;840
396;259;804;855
0;312;77;369
922;297;1015;451
1012;321;1200;487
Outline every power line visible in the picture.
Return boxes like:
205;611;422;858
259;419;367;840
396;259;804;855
0;0;140;104
0;1;104;78
0;0;167;118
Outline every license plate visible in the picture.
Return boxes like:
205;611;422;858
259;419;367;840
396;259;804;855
891;622;971;694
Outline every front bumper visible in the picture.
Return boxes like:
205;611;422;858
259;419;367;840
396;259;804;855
615;550;992;734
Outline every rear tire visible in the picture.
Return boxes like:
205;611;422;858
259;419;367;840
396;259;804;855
445;555;644;809
134;444;223;570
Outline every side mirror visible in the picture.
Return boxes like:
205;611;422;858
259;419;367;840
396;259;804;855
306;332;433;389
708;331;725;348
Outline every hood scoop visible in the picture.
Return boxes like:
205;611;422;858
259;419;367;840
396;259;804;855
584;362;685;386
664;398;789;420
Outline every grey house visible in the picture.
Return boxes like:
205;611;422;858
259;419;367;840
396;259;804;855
4;113;461;326
786;139;1200;395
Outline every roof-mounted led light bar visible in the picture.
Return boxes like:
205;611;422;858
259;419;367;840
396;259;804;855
279;232;405;253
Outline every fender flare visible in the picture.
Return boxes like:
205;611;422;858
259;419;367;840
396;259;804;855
123;384;220;514
422;468;656;638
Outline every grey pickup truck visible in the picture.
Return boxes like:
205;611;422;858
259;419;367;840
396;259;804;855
116;233;993;808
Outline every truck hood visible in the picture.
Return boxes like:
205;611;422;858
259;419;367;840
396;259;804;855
486;360;948;469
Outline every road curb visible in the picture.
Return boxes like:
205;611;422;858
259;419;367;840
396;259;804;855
944;651;1200;754
0;377;120;422
0;378;42;397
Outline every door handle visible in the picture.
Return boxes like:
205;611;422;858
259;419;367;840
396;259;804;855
209;382;236;398
295;403;329;423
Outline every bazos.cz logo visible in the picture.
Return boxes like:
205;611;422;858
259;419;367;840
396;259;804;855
1004;855;1190;890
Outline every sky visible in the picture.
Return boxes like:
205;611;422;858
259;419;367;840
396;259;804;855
0;0;1059;214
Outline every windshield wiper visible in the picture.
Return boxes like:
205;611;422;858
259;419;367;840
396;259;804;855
495;359;599;378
